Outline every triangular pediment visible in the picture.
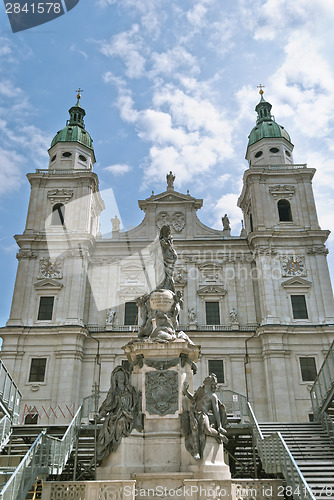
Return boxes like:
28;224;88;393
138;190;203;211
34;278;63;291
281;277;312;293
197;285;227;297
281;277;312;288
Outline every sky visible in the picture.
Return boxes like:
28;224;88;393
0;0;334;326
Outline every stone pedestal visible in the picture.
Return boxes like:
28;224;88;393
97;339;231;485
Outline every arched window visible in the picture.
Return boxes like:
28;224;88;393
51;203;65;226
278;199;292;222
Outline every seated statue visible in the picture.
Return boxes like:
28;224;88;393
94;366;141;465
182;374;228;460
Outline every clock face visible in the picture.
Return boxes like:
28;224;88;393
39;258;62;279
282;256;306;277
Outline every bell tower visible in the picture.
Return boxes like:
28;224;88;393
1;92;104;423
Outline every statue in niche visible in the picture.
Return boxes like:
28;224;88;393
188;308;197;324
94;366;141;465
182;374;228;461
229;308;238;324
222;214;231;231
166;171;175;189
111;214;120;232
106;308;116;327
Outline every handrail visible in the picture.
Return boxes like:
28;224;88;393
0;415;12;452
248;403;316;500
0;406;82;500
0;430;47;500
0;361;22;422
319;411;334;441
310;340;334;416
216;390;249;425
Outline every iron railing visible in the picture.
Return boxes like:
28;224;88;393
318;411;334;441
216;390;249;425
310;340;334;416
251;164;307;170
0;362;22;422
0;416;12;452
248;403;315;500
0;406;82;500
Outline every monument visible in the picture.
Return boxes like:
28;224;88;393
95;224;232;498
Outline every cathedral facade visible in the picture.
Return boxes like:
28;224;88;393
1;91;334;425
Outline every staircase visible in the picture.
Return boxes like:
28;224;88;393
259;422;334;499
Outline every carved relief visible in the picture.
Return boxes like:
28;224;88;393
172;211;185;232
156;211;170;229
16;250;37;260
121;264;144;284
50;484;86;499
174;268;187;286
199;262;222;283
99;484;123;500
145;370;178;415
269;185;295;200
307;245;329;255
47;189;73;204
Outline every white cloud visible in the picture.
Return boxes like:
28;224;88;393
0;148;24;194
150;46;199;77
100;25;146;78
0;80;22;98
105;163;131;175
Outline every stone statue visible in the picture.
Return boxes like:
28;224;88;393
158;225;177;292
222;214;231;231
229;308;238;324
111;215;120;232
134;224;194;344
166;171;175;189
182;374;228;460
94;366;141;465
106;308;116;326
188;308;197;324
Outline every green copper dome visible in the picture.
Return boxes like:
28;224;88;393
50;98;94;150
247;94;291;147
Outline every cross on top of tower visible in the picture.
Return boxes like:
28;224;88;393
257;84;265;96
76;88;83;104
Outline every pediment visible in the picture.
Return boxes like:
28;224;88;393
138;190;203;211
281;277;312;292
197;285;227;297
34;278;63;291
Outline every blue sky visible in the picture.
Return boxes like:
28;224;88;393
0;0;334;326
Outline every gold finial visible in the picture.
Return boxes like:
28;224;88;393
75;88;83;103
257;84;265;96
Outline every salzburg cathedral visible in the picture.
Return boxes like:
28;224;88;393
0;90;333;499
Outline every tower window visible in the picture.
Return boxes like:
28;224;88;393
285;150;291;157
205;302;220;325
254;150;263;158
291;295;308;319
79;154;87;162
208;360;224;383
278;199;292;222
124;302;138;325
29;358;47;383
62;152;72;158
51;155;56;162
51;203;65;226
299;357;317;382
270;147;279;153
37;296;54;321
